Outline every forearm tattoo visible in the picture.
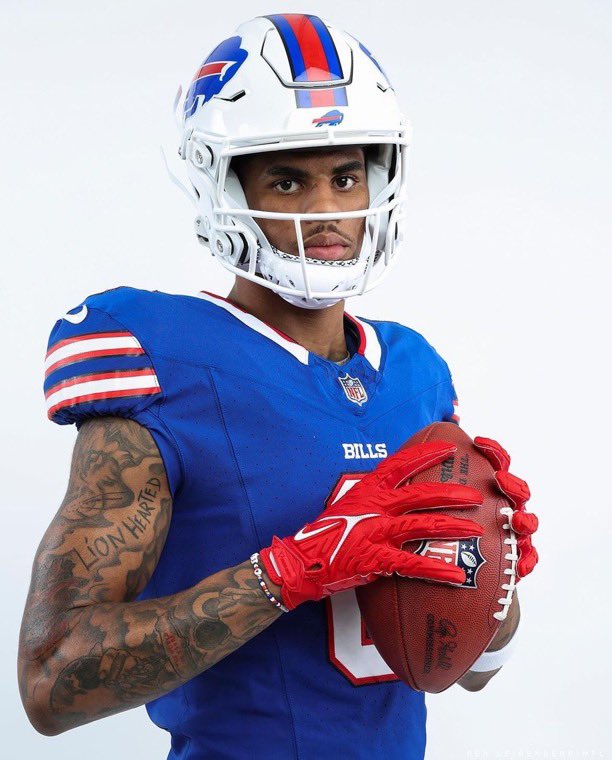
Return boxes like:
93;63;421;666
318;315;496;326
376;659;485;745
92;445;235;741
38;561;280;733
18;418;281;734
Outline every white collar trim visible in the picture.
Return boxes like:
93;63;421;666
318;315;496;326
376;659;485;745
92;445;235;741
196;292;382;372
346;314;382;372
196;292;310;365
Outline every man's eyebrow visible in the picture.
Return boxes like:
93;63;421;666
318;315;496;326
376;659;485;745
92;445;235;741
264;165;309;179
332;160;365;175
262;159;365;179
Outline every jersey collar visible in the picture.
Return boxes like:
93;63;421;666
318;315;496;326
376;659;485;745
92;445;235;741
196;291;382;372
344;313;382;372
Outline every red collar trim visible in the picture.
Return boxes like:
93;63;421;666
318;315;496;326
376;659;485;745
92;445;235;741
344;313;367;355
199;292;381;371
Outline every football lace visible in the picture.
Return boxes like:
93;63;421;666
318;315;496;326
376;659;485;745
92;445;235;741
493;506;518;622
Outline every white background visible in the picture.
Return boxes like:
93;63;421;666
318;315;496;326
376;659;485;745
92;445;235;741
1;1;610;758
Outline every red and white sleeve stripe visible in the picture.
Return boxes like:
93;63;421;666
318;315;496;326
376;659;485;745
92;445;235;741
45;331;144;377
45;368;161;418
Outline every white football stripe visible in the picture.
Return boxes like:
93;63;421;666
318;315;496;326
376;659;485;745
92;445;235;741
46;374;159;411
45;335;142;372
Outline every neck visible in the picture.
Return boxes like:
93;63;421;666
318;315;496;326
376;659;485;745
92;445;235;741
226;278;348;361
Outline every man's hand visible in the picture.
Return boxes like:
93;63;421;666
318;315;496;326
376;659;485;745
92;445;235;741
473;436;539;579
260;440;485;610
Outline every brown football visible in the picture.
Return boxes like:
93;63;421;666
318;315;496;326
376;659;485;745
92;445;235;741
356;422;517;693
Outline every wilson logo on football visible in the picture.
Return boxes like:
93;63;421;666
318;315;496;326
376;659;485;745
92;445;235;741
414;538;486;589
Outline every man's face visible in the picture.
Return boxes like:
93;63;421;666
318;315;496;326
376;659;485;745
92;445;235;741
233;147;369;262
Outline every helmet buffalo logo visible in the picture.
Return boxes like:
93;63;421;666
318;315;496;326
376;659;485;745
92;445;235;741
184;36;248;119
357;40;389;81
312;109;344;127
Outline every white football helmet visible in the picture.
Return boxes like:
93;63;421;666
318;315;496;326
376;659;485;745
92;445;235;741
174;14;411;309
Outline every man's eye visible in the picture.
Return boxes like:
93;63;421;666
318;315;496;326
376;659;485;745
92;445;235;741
334;176;357;190
274;179;300;193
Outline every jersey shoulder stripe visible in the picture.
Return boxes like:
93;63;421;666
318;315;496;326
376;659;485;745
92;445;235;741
45;330;145;376
45;368;161;418
45;296;161;424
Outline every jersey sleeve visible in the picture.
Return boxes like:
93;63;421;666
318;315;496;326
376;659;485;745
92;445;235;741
436;359;460;425
420;333;459;425
441;379;460;424
44;300;162;425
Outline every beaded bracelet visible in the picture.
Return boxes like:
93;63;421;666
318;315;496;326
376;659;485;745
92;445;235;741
250;552;289;613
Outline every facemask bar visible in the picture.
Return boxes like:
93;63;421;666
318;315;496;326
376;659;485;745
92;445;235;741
216;129;409;158
210;204;398;299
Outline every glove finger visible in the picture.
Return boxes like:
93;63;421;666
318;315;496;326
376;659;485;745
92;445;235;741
511;510;538;535
496;471;531;508
384;550;467;585
365;440;457;490
474;436;511;472
517;544;538;579
387;513;484;544
383;481;483;516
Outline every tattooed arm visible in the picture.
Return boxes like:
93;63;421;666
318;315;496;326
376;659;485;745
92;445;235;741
18;417;283;736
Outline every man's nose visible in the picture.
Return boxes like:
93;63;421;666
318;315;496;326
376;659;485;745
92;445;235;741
300;181;342;216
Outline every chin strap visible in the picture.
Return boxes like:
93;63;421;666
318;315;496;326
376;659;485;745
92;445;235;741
276;290;342;310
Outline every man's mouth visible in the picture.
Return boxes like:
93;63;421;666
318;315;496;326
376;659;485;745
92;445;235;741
303;233;352;262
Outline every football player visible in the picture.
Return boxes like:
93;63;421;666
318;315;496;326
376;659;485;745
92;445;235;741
18;14;539;759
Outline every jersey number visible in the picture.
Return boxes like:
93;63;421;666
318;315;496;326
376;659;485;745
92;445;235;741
324;474;399;686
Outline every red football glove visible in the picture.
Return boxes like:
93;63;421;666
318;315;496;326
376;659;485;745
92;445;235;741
259;440;485;610
473;436;539;579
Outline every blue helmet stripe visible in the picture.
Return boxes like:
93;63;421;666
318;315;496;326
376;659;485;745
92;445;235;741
307;15;343;80
266;14;306;82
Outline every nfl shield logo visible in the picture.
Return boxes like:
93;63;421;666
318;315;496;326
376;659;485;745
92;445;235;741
414;537;486;589
338;373;368;406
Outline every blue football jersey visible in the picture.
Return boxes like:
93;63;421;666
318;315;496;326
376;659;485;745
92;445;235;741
45;287;459;760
